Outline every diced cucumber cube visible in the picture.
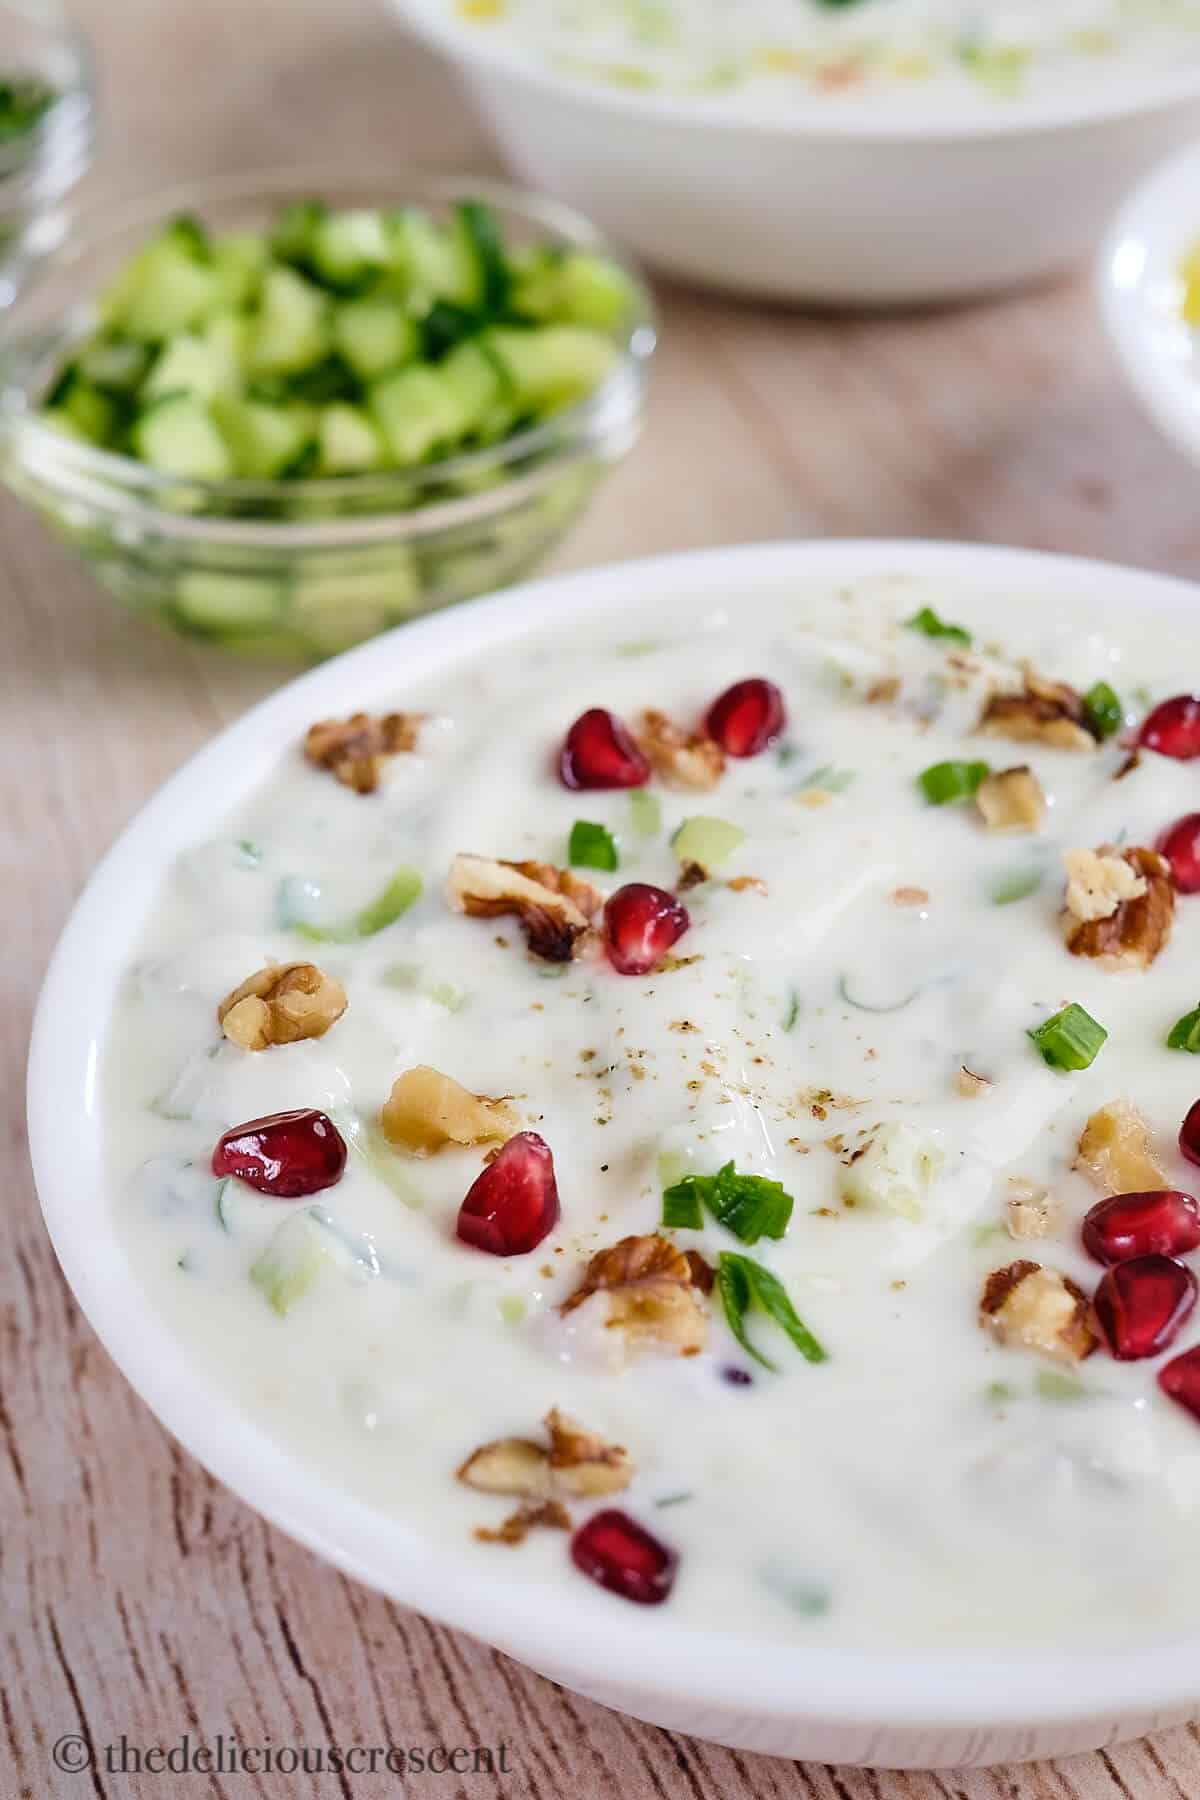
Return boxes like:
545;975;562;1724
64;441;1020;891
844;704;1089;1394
76;337;150;393
530;250;635;331
369;365;462;465
203;312;251;388
211;231;269;309
290;551;421;653
250;1211;333;1315
440;339;505;438
310;208;390;287
332;296;419;380
62;380;117;444
102;232;223;340
318;402;387;474
174;570;285;631
386;208;473;306
483;325;617;413
213;395;317;479
249;266;330;376
132;394;233;480
143;333;231;404
451;199;509;313
270;199;326;265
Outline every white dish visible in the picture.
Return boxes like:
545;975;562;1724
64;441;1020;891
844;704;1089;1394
391;0;1200;305
1098;137;1200;472
28;539;1200;1768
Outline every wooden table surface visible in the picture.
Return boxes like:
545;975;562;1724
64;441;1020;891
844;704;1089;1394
9;1;1200;1795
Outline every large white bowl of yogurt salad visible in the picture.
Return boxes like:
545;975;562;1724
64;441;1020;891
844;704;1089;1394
390;0;1200;304
29;539;1200;1766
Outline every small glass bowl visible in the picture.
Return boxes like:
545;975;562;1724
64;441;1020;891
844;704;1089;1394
0;168;655;659
0;0;94;298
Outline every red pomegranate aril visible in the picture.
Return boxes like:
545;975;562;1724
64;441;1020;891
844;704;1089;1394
211;1108;346;1198
1093;1255;1198;1360
603;882;689;975
1159;813;1200;892
559;708;650;790
1180;1100;1200;1168
456;1131;560;1256
570;1509;678;1605
705;678;786;758
1082;1190;1200;1266
1139;695;1200;760
1159;1345;1200;1423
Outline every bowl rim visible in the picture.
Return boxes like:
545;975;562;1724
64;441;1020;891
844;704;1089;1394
28;536;1200;1731
0;165;655;546
392;0;1200;144
1097;135;1200;472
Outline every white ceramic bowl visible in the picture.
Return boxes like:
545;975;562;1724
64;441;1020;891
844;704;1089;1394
1098;137;1200;470
390;1;1200;306
28;540;1200;1769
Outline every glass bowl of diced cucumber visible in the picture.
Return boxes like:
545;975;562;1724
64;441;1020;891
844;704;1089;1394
0;168;655;659
0;0;93;294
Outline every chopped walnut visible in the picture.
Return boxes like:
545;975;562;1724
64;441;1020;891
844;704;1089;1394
979;1260;1096;1362
474;1499;571;1546
217;962;347;1051
891;886;930;908
446;853;601;962
380;1065;516;1157
1005;1178;1058;1241
978;669;1096;751
976;766;1045;833
957;1065;992;1098
1076;1100;1167;1195
561;1234;708;1356
865;676;901;705
728;875;767;895
303;711;422;794
638;709;724;790
1064;846;1174;969
458;1410;633;1507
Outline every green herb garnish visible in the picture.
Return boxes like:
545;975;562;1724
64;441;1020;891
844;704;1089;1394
1082;680;1123;740
906;605;972;647
628;788;661;837
662;1161;793;1244
568;819;619;871
990;865;1042;906
716;1253;827;1370
1168;1005;1200;1053
1028;1002;1107;1071
918;759;989;805
294;866;422;942
671;815;745;873
782;988;801;1032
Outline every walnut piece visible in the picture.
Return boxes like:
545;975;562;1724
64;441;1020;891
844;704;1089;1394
474;1499;571;1546
1005;1178;1058;1241
446;853;601;962
978;669;1096;751
957;1065;992;1099
638;709;724;790
217;962;347;1051
303;711;422;794
1076;1100;1167;1195
458;1410;633;1505
979;1260;1096;1362
976;765;1045;833
561;1233;709;1356
1064;846;1174;969
380;1065;516;1157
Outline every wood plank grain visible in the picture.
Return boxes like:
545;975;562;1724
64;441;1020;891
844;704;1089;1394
7;0;1200;1796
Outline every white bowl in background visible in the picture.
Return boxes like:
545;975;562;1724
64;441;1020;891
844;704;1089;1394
1098;137;1200;470
26;539;1200;1769
389;0;1200;306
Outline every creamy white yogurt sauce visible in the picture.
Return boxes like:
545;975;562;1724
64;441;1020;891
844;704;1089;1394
439;0;1200;113
106;568;1200;1649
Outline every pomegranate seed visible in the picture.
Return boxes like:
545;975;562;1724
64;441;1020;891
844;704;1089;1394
603;883;689;975
1082;1190;1200;1266
559;708;650;790
570;1509;677;1605
705;678;786;758
1180;1101;1200;1167
456;1131;560;1256
212;1108;346;1198
1159;813;1200;892
1139;695;1200;759
1093;1255;1197;1360
1159;1345;1200;1422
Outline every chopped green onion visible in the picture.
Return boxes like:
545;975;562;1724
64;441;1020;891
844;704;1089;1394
1028;1002;1107;1072
905;605;972;647
628;788;661;837
568;819;619;872
294;866;422;942
1083;680;1123;740
990;865;1042;906
918;759;989;805
716;1253;827;1370
662;1161;793;1244
1167;1005;1200;1053
671;815;745;873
